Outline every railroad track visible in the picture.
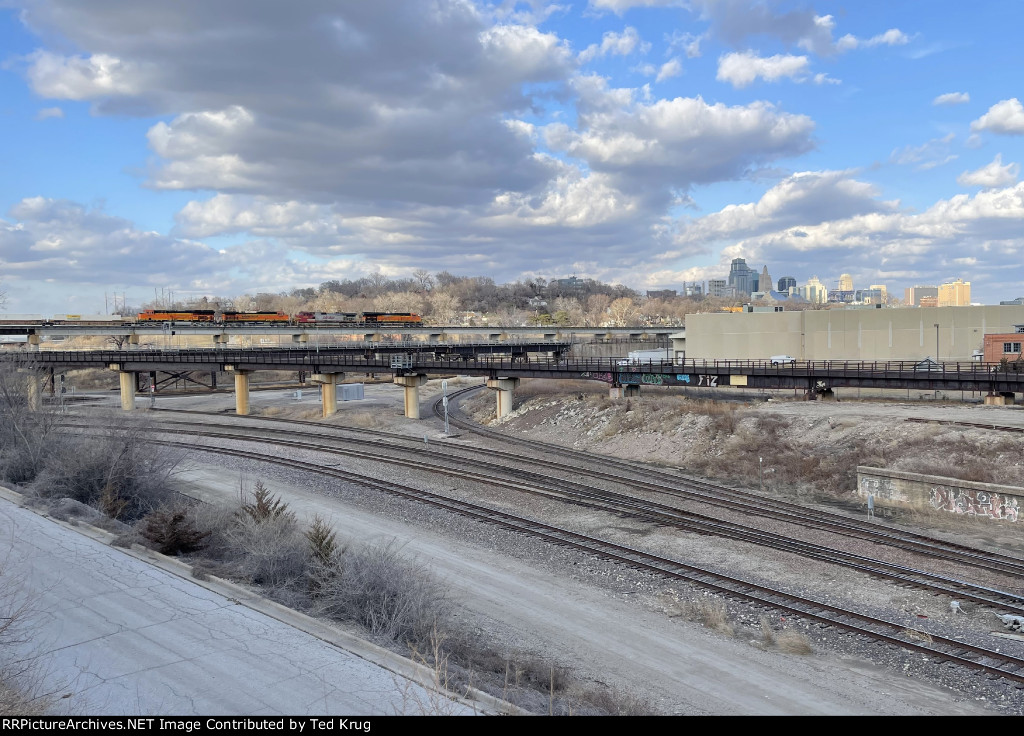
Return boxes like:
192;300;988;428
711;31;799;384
431;386;1024;577
138;405;1024;581
63;414;1024;613
121;437;1024;686
905;417;1024;434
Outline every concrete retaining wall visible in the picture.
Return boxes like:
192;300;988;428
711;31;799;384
857;466;1022;522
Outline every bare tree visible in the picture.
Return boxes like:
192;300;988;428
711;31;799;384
606;297;641;327
373;292;424;314
412;269;434;293
426;292;460;325
0;356;59;484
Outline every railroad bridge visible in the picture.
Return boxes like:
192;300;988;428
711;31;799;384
4;348;1022;418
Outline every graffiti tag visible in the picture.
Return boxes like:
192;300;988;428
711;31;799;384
697;375;718;387
930;486;1020;522
677;374;691;384
860;476;895;500
580;371;614;383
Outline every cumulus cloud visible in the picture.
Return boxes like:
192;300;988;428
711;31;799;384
15;1;574;207
655;58;683;82
545;76;814;192
579;26;650;62
933;92;970;106
971;98;1024;135
957;154;1020;188
716;51;810;87
0;197;225;285
662;179;1024;297
26;51;145;100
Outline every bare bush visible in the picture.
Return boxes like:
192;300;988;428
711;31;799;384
30;427;183;522
312;539;454;646
0;360;59;485
224;513;309;590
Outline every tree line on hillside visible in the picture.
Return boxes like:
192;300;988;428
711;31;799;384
135;271;761;327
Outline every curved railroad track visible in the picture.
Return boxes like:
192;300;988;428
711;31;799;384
118;437;1024;687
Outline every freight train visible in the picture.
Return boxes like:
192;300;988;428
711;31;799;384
0;310;424;326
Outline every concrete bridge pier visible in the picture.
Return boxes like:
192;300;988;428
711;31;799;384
292;333;309;345
21;371;41;411
227;368;251;415
213;334;229;348
127;334;141;350
312;372;344;417
27;334;40;352
486;377;520;419
609;384;640;400
394;374;429;419
118;371;136;411
985;392;1016;406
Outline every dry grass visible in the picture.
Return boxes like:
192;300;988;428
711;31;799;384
901;628;933;644
775;629;813;655
344;411;383;429
676;596;735;636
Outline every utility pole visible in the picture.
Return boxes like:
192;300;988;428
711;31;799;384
934;323;940;363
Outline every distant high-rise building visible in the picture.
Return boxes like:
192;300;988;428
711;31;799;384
800;276;827;304
777;276;797;293
904;285;938;307
919;296;939;308
838;273;854;292
708;279;734;298
869;284;888;304
938;278;971;307
758;265;772;295
684;283;704;297
727;258;756;295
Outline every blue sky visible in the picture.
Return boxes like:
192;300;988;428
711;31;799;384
1;0;1022;313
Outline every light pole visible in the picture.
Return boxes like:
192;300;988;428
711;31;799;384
933;323;940;363
759;456;763;493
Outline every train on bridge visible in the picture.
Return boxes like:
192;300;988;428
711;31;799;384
0;310;425;327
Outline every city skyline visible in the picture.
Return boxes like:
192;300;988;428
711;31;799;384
1;2;1023;314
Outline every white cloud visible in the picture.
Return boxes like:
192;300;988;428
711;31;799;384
655;58;682;82
933;92;970;106
971;98;1024;135
546;77;814;191
26;51;144;100
835;28;909;52
890;133;957;170
579;26;650;62
716;51;809;88
661;179;1024;299
957;154;1020;188
587;0;684;14
35;106;64;120
1;197;225;285
665;30;704;58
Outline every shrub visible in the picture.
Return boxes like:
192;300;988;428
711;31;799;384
312;539;453;645
141;507;211;556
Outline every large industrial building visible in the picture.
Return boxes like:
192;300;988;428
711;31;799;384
682;305;1024;362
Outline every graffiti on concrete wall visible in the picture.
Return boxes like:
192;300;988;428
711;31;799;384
930;486;1020;522
860;476;895;500
580;371;613;383
617;372;666;385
